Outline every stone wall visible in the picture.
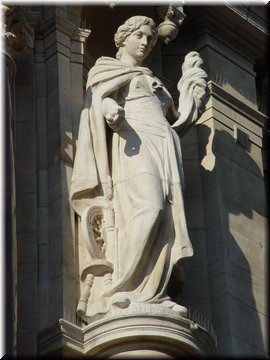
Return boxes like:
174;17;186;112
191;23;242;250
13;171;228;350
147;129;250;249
161;6;268;355
11;5;90;355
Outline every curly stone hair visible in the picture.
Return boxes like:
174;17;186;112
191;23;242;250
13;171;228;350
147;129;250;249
114;16;158;60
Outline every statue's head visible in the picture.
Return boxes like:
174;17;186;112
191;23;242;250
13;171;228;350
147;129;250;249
114;16;158;63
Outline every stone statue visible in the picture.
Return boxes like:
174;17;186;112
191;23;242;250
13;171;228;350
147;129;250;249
70;16;207;320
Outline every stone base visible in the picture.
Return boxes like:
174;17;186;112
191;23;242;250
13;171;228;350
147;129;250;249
38;304;216;357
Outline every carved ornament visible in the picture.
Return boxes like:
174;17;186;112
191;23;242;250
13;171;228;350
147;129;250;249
1;5;34;60
156;4;186;44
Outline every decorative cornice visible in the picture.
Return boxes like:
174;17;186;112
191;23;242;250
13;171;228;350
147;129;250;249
38;14;90;42
71;27;91;43
35;14;90;61
38;308;216;357
38;15;75;38
207;81;268;129
227;5;269;35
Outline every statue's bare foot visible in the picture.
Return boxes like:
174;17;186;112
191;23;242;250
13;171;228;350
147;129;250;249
161;300;188;318
110;295;130;309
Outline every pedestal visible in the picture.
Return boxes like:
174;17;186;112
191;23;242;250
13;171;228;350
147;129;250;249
38;304;216;357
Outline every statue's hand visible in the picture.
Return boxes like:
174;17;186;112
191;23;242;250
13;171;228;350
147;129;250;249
102;97;125;130
106;105;125;123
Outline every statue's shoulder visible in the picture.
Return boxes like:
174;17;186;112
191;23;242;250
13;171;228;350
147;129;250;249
94;56;120;67
89;57;128;77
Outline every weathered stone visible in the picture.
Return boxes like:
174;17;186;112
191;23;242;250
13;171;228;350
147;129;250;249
16;159;37;194
16;194;37;233
183;160;203;197
34;63;46;97
58;54;71;90
184;196;205;229
37;170;49;207
17;329;37;356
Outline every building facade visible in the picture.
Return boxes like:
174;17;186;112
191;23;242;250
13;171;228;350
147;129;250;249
2;3;269;357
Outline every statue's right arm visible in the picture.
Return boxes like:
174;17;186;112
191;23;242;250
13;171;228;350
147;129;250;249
102;97;125;131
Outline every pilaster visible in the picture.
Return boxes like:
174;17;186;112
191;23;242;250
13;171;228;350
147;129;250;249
1;4;38;355
2;36;17;359
34;10;90;337
196;81;268;355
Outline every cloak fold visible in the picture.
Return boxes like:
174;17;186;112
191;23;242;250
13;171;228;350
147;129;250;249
70;57;152;215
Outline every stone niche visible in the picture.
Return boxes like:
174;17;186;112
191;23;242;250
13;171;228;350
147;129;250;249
38;4;216;358
7;2;267;358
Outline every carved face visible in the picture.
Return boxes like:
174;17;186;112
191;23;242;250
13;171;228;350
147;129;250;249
122;24;156;64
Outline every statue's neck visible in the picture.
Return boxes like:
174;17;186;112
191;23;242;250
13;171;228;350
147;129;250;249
120;53;141;67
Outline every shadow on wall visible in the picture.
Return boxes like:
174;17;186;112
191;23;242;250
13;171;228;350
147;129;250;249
196;124;266;355
212;71;257;107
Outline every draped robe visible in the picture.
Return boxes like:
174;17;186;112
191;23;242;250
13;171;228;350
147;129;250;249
70;57;193;317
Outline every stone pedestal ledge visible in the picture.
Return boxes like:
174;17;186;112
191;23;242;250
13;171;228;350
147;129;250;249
38;305;216;357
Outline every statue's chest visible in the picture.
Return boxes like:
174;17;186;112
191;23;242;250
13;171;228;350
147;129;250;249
119;75;171;115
